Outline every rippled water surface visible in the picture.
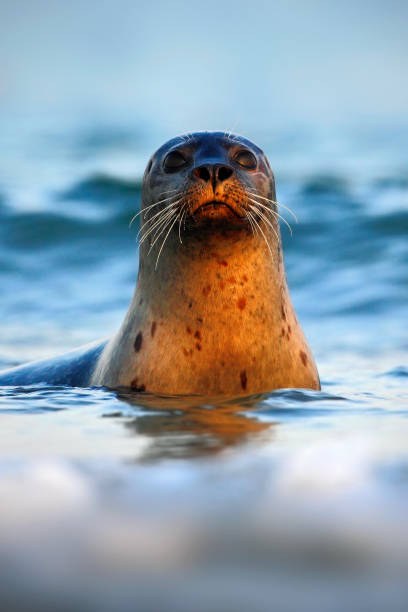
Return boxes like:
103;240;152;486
0;115;407;611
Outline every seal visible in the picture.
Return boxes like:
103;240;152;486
0;131;320;394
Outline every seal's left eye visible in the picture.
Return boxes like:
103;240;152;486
234;150;257;170
163;151;187;171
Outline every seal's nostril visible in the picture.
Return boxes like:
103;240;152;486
217;166;233;182
194;166;211;182
193;164;233;183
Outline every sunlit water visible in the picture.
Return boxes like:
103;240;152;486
0;114;407;611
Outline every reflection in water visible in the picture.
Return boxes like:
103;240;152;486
1;384;408;612
115;390;274;460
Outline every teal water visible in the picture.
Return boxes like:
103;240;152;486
0;115;407;611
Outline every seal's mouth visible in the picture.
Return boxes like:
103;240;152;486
192;200;243;220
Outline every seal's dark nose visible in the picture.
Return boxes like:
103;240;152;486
193;164;233;184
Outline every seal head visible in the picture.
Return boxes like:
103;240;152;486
140;132;275;249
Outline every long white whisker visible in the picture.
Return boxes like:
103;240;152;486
247;189;298;223
178;204;188;245
245;210;258;237
248;211;274;260
146;208;178;250
128;212;140;229
248;210;261;236
129;194;182;228
137;207;177;242
178;211;183;245
155;215;179;269
137;198;183;235
138;206;176;244
247;197;292;237
130;195;176;225
148;213;177;253
183;205;189;231
140;208;177;246
139;194;181;215
249;202;281;241
158;189;179;196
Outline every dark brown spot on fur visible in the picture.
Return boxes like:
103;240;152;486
189;301;192;308
134;332;143;352
218;259;228;266
299;350;308;366
219;280;225;290
183;347;189;357
281;305;286;321
288;325;291;334
196;342;202;351
281;328;285;337
196;317;203;323
237;297;246;310
186;326;192;334
194;330;201;341
151;321;156;338
242;274;248;282
240;370;247;391
131;377;146;392
202;285;211;296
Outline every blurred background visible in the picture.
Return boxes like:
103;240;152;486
1;0;408;128
0;1;407;611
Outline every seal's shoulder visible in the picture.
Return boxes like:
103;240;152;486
0;340;108;387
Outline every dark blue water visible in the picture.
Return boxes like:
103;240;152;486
0;114;407;611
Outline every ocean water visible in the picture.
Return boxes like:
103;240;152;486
0;114;407;611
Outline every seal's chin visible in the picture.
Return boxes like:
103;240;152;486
192;201;243;223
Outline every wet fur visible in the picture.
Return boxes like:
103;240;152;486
91;132;320;394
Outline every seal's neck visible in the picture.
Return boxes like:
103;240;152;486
138;226;284;312
92;226;320;394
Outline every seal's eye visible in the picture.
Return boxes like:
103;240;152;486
163;151;187;172
234;150;257;170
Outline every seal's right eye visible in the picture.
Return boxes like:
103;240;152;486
234;149;257;170
163;151;187;172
